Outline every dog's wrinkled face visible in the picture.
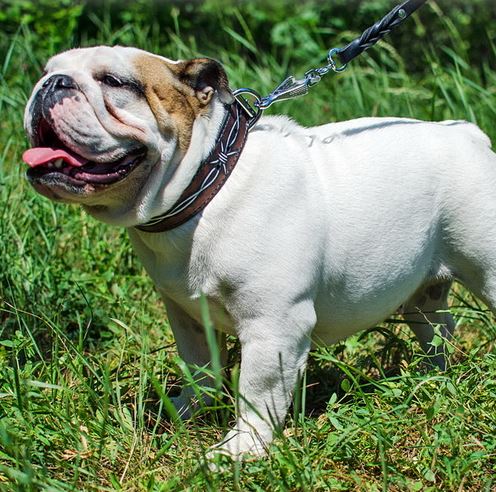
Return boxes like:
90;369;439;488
23;46;232;210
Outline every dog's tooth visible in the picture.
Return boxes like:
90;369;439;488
47;162;53;168
54;158;64;169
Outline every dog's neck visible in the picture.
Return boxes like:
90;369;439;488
146;98;228;220
84;98;228;227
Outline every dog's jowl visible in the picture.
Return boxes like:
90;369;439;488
23;46;496;460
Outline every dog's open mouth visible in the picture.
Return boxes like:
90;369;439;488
23;118;146;186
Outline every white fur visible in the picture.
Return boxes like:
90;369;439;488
129;114;496;459
25;47;496;461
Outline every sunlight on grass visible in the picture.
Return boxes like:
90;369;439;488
0;1;495;490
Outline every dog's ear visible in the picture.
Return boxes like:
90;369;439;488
179;58;234;106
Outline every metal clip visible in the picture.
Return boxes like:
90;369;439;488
257;76;309;110
233;88;263;128
327;47;348;73
304;69;323;86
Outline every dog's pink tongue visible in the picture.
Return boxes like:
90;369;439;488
22;147;88;168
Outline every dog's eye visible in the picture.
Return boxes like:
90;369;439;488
100;74;124;88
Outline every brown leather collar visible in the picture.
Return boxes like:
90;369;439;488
135;101;249;233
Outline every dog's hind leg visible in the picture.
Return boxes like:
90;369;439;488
458;274;496;319
402;282;456;370
480;279;496;315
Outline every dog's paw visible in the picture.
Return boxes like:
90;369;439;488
205;429;268;471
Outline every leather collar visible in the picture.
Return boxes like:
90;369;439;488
135;101;249;233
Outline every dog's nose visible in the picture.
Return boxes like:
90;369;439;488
43;74;79;92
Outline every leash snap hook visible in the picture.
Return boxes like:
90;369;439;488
256;76;311;110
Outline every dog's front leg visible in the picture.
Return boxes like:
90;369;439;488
163;297;227;419
209;303;314;460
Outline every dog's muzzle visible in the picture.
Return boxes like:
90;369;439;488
24;74;147;188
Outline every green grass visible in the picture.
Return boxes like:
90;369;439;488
1;4;496;491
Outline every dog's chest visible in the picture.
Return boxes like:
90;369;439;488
128;227;235;333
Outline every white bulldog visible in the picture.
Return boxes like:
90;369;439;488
23;46;496;460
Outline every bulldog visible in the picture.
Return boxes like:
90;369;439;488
23;46;496;460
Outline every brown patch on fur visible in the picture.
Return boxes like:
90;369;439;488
133;55;198;153
132;55;232;154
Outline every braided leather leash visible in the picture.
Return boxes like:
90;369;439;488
338;0;427;65
235;0;428;118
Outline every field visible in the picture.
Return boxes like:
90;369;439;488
1;1;496;490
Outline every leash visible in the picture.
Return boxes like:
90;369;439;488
136;0;427;232
234;0;427;126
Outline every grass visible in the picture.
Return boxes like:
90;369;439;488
1;3;496;491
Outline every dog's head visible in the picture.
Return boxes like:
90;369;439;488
23;46;233;223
